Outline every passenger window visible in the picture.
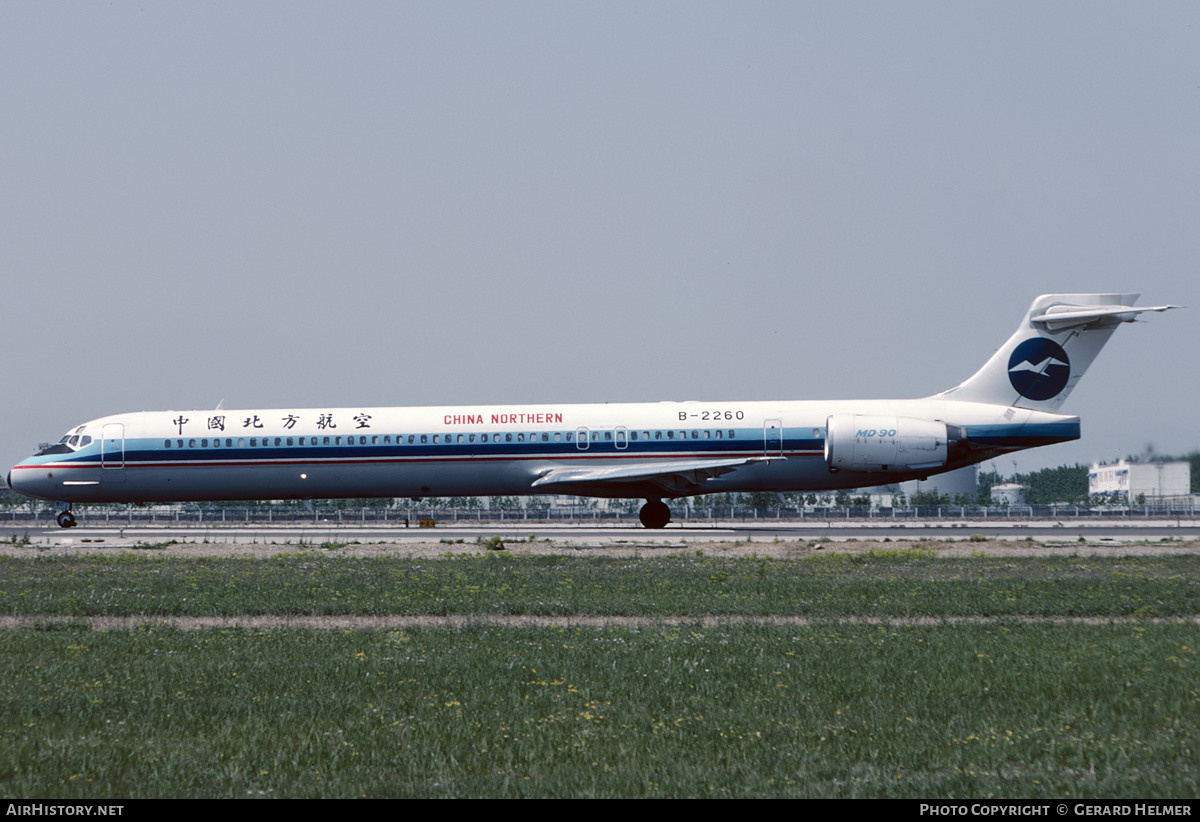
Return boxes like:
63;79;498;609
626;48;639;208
189;439;196;448
201;439;208;448
164;440;171;448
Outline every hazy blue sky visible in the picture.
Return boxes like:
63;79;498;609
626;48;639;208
3;2;1196;480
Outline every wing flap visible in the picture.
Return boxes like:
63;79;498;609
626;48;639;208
531;456;781;494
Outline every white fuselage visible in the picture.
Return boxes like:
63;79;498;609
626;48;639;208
8;398;1080;504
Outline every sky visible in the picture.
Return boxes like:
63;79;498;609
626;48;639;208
2;2;1197;481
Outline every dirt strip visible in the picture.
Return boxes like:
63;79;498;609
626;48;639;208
3;614;1197;631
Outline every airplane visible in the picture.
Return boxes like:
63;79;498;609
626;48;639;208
7;293;1177;529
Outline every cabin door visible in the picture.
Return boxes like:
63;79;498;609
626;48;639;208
763;419;783;457
100;423;126;483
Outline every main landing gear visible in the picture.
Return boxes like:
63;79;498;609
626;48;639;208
638;499;671;529
56;509;77;528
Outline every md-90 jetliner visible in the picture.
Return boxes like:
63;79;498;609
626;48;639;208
8;294;1176;528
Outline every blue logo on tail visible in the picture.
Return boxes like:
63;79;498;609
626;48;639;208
1008;338;1071;401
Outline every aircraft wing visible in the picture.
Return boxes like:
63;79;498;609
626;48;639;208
530;456;782;496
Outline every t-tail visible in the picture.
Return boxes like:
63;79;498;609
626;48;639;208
935;293;1178;411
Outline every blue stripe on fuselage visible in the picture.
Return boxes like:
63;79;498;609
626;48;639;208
39;430;829;467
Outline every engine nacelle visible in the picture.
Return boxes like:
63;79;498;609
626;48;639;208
824;414;963;474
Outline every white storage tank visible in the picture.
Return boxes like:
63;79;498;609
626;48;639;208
990;483;1028;506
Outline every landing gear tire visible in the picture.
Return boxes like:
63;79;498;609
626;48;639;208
56;511;76;529
639;499;671;529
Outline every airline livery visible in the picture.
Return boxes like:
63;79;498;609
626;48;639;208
7;294;1176;528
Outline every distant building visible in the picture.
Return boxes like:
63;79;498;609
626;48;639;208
1088;460;1191;501
901;465;979;501
848;465;978;507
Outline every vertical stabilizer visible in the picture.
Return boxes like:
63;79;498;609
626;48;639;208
936;293;1176;411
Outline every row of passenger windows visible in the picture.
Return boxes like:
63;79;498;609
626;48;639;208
163;429;741;449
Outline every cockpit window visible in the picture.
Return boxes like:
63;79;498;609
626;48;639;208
35;442;73;456
36;430;92;456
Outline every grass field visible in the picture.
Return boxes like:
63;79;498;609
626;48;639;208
1;542;1197;798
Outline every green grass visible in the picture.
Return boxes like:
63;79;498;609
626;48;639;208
2;623;1195;798
1;549;1197;798
1;552;1197;617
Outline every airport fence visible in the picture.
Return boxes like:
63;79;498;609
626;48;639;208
1;500;1197;528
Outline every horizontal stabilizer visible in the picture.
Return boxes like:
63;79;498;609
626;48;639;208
1030;303;1179;330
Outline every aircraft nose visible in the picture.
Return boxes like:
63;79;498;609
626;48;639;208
7;462;42;499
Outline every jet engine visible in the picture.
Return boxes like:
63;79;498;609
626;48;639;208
824;414;965;474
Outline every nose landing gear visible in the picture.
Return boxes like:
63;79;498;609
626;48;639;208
56;509;76;528
638;499;671;529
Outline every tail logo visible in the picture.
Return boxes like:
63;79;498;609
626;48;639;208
1008;337;1071;401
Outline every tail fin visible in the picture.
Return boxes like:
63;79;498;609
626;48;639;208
936;293;1177;411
